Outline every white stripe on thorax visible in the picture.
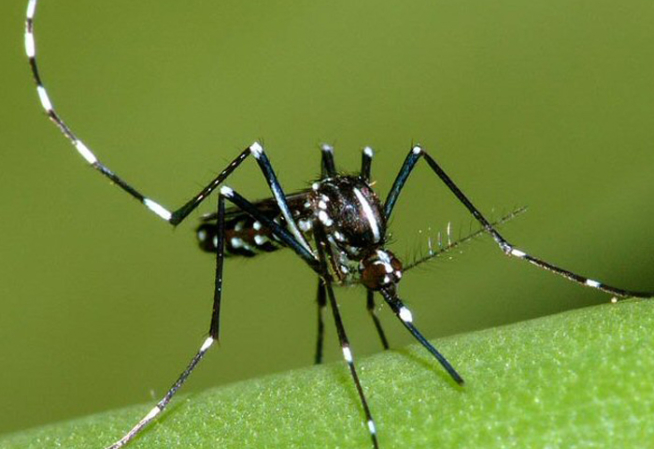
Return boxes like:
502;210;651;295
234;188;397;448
353;188;380;242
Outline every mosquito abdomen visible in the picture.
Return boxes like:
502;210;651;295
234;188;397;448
197;216;283;257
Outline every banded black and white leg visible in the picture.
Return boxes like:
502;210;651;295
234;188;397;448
385;145;654;299
107;185;322;448
25;0;313;256
360;145;374;182
314;227;380;449
379;287;463;384
313;279;389;366
320;143;337;178
319;143;374;182
105;194;229;449
314;279;328;364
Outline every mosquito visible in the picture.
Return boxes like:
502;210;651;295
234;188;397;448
24;0;653;447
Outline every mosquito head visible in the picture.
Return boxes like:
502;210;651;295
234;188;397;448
359;249;403;290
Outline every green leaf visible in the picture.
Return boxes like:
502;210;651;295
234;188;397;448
2;300;653;449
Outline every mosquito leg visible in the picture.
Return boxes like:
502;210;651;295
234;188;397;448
320;143;337;178
219;186;318;271
314;230;379;448
26;0;228;224
105;334;215;449
379;287;464;385
25;2;313;255
366;290;390;350
383;146;422;220
360;146;374;182
106;194;229;448
324;279;379;448
385;145;654;299
314;278;327;364
209;194;227;338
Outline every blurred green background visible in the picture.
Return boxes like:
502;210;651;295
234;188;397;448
1;0;653;438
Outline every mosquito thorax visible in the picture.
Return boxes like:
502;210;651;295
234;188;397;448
359;249;403;290
310;176;386;257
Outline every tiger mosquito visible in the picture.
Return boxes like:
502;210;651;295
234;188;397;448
24;0;653;447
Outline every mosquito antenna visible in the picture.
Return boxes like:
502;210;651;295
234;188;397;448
404;206;527;271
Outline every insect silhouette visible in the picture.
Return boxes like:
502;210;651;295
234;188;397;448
24;0;653;447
